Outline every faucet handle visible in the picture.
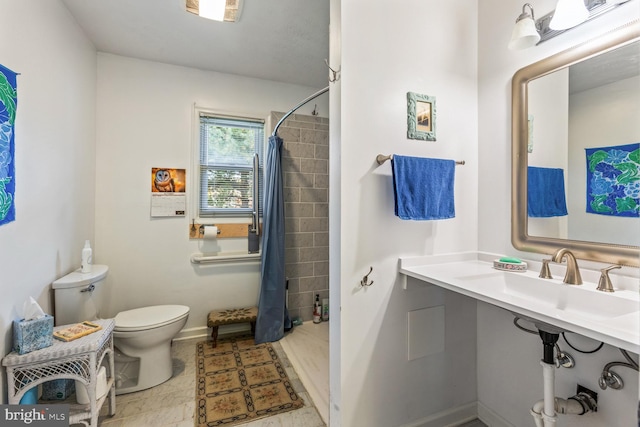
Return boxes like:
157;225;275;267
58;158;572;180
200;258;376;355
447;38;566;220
539;259;553;279
597;264;622;292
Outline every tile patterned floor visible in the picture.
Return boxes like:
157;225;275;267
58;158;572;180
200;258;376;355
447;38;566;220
87;328;486;427
92;337;325;427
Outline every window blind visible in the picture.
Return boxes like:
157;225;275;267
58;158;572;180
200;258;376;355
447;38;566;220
199;114;264;217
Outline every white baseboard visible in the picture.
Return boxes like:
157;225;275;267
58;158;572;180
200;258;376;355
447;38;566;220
399;402;478;427
173;326;207;341
174;323;252;342
477;401;514;427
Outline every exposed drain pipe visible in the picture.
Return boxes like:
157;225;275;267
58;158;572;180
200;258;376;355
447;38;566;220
535;330;560;426
530;394;591;427
530;330;597;426
542;361;556;426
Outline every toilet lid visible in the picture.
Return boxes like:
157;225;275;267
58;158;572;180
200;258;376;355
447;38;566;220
114;305;190;331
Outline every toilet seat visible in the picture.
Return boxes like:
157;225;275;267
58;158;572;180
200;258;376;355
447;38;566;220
115;305;190;332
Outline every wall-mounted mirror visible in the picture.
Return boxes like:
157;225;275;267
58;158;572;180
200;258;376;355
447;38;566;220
512;21;640;267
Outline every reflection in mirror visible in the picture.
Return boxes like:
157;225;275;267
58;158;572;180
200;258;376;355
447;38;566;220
512;21;640;267
527;40;640;246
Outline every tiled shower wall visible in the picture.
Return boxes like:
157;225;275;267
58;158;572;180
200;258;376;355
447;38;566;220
270;112;329;322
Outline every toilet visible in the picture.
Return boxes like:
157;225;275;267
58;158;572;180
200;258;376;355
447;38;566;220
52;265;190;395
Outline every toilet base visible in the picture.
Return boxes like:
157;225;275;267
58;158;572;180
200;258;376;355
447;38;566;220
114;340;174;395
111;305;189;394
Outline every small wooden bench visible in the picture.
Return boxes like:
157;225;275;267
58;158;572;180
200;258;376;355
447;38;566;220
207;307;258;347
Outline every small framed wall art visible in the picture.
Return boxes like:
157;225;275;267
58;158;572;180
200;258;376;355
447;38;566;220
407;92;436;141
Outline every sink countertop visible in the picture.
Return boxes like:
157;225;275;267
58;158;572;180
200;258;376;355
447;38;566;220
399;252;640;354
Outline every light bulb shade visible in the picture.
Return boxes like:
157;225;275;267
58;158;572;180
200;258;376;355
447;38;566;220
549;0;589;30
199;0;226;21
509;16;541;50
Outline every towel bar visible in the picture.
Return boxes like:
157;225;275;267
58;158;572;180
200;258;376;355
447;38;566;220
376;154;465;166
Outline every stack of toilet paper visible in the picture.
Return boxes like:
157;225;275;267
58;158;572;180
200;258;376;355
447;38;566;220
75;366;108;404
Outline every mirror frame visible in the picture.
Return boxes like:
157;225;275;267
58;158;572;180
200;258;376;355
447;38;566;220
511;20;640;267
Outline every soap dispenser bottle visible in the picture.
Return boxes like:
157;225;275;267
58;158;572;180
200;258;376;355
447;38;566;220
81;240;92;273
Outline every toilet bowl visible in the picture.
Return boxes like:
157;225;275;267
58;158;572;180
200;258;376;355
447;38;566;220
52;265;190;395
113;305;189;394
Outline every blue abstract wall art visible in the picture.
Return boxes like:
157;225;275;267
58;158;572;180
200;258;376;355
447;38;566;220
585;142;639;218
0;63;17;226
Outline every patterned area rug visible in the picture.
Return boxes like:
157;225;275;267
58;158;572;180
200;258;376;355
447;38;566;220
195;335;305;426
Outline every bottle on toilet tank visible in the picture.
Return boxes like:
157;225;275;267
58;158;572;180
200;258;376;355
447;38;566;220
81;240;92;273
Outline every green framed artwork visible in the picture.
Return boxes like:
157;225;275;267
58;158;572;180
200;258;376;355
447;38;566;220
407;92;436;141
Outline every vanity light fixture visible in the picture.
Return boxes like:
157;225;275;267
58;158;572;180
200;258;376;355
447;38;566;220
549;0;590;30
508;0;633;49
509;3;541;50
185;0;243;22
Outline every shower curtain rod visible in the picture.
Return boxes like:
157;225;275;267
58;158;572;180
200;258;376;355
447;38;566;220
272;85;329;137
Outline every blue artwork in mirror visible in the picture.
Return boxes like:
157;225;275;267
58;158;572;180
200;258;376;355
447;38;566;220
585;142;639;217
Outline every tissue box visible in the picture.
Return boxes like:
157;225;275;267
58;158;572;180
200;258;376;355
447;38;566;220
13;314;54;355
42;379;75;400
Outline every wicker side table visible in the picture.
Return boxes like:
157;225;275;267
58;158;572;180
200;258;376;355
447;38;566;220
2;318;116;427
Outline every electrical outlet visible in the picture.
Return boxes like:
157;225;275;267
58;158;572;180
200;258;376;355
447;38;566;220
577;384;598;412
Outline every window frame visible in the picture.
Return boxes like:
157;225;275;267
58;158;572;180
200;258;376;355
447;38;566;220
191;106;265;220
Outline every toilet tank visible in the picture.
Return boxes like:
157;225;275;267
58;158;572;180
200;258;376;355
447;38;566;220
52;265;109;326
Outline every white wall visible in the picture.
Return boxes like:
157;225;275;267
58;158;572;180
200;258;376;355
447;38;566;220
0;0;97;403
337;1;479;425
94;53;328;335
478;1;640;426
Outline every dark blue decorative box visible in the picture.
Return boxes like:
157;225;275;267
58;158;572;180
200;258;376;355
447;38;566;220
42;379;75;400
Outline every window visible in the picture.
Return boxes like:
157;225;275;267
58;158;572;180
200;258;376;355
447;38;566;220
198;112;264;217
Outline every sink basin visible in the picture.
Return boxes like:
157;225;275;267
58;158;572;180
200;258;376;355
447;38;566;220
457;271;639;321
399;253;640;353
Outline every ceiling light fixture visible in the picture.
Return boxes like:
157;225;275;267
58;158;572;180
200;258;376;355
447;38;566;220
199;0;226;21
549;0;590;30
186;0;243;23
508;4;541;50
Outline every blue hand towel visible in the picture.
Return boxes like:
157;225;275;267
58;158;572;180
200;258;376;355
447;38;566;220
391;155;455;220
527;166;568;217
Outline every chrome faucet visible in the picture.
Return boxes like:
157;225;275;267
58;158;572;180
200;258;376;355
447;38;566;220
551;248;583;285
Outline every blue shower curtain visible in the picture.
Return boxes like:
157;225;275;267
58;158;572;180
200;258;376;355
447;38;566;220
255;134;291;343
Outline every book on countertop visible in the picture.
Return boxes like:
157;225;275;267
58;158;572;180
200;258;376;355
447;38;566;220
53;321;102;342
